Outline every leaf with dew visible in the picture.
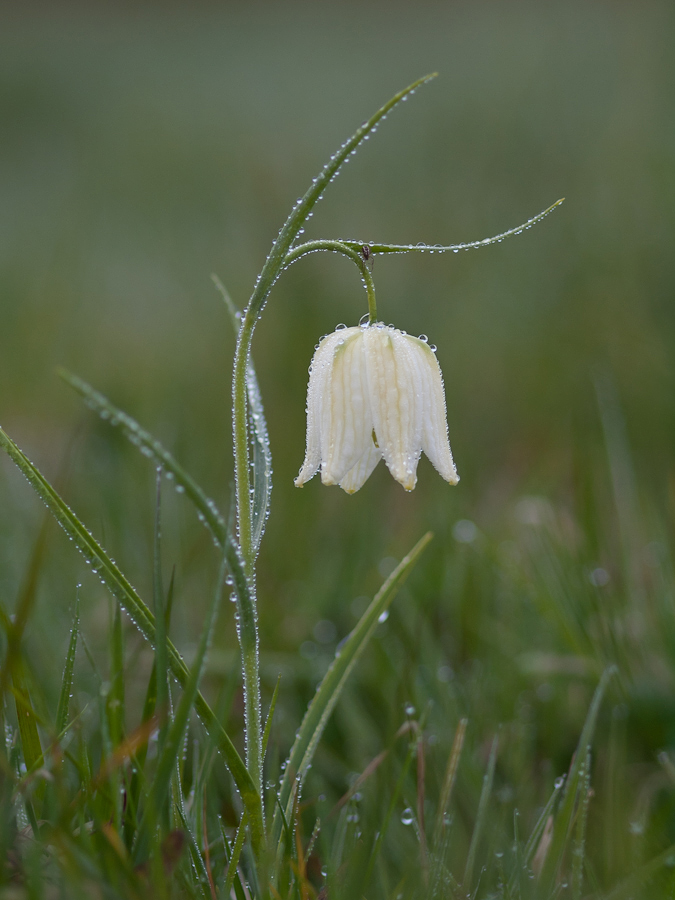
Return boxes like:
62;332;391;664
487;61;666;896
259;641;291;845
270;531;433;853
0;426;258;823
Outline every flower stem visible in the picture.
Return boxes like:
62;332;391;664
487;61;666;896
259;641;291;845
230;76;435;875
282;239;378;322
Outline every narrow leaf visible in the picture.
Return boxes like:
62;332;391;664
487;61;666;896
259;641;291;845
337;198;564;255
134;559;225;863
56;591;80;736
0;426;257;816
213;274;272;556
57;369;226;547
463;733;498;892
12;662;44;780
539;666;616;890
153;471;169;756
108;602;125;747
245;75;438;330
433;717;467;847
224;810;249;900
271;531;433;850
262;675;281;761
602;842;675;900
363;735;417;889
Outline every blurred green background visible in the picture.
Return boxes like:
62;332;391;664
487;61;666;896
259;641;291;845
2;0;675;881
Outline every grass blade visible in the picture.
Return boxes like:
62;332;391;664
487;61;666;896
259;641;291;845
224;810;249;900
153;471;169;757
57;369;227;547
271;531;433;851
433;717;467;848
262;675;281;761
363;733;417;890
108;602;125;748
56;590;80;736
601;842;675;900
506;773;565;894
134;558;225;864
539;665;616;891
12;660;44;778
572;748;591;900
463;733;498;892
213;274;272;557
0;425;258;818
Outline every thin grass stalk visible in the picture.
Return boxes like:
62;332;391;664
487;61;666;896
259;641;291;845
363;732;417;890
55;591;80;737
572;749;591;900
271;532;433;857
224;811;250;899
433;717;467;847
463;733;499;893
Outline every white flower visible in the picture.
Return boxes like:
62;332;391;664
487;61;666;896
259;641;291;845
295;323;459;493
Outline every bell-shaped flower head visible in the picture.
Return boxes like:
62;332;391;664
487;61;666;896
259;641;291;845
295;323;459;493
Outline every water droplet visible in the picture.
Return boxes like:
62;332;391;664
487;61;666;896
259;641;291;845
378;610;389;624
401;808;414;826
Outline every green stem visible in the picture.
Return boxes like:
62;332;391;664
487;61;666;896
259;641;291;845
282;240;377;323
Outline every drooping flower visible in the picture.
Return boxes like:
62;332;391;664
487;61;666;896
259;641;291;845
295;323;459;493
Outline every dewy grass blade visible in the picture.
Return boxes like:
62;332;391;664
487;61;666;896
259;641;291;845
153;471;169;756
336;198;564;256
363;733;417;890
108;602;125;748
134;559;225;864
58;369;227;548
213;275;272;557
433;716;467;848
262;675;281;760
572;748;591;900
507;773;565;894
0;426;258;822
56;590;80;737
224;810;249;900
463;733;498;893
12;660;44;782
539;666;616;891
270;531;433;851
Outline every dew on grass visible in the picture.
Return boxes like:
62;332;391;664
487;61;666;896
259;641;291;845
401;808;414;825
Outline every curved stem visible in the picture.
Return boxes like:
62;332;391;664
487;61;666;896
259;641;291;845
282;240;378;323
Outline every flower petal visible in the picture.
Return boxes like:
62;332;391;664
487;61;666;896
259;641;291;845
364;326;423;491
338;440;381;494
295;329;355;487
407;337;459;485
321;329;374;485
